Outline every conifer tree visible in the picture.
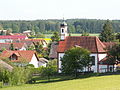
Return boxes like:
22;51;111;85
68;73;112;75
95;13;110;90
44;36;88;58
99;20;115;42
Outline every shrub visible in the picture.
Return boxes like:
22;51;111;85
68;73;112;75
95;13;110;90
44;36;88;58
0;67;33;86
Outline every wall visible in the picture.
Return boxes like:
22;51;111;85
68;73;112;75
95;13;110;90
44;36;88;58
58;52;108;73
58;53;64;73
29;54;39;68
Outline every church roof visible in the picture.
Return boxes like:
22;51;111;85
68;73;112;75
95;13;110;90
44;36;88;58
57;36;106;53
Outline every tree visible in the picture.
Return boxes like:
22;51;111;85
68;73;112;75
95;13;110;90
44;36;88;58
99;20;115;42
61;47;92;77
20;23;28;33
12;24;19;33
107;44;120;64
116;32;120;42
9;44;14;50
68;25;75;33
76;25;83;33
81;30;89;36
51;32;60;42
0;25;3;30
6;28;12;35
41;65;57;81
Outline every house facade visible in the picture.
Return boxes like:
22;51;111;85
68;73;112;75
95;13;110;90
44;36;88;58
0;50;47;68
0;43;27;51
0;35;28;43
57;22;114;73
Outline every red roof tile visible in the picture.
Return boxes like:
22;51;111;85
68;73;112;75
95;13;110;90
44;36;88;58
0;43;26;50
0;35;27;39
103;42;116;48
57;36;106;53
0;50;37;62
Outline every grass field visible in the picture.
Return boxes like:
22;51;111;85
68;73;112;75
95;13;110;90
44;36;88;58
45;33;99;38
1;74;120;90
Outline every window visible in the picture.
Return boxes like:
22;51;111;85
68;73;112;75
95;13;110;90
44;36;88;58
91;56;95;65
61;29;64;33
9;54;18;60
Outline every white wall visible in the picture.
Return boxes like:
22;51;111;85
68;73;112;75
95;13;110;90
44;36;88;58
19;46;26;50
38;62;47;67
99;65;107;73
58;53;108;73
90;54;98;72
58;53;64;73
29;54;39;68
98;54;107;61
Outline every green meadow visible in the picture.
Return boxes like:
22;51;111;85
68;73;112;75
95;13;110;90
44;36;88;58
45;33;99;38
1;75;120;90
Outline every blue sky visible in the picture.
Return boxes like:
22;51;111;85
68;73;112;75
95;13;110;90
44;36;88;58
0;0;120;20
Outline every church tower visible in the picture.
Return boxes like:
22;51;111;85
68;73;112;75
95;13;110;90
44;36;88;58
60;21;68;40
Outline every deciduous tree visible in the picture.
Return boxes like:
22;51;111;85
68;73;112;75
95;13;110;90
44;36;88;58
61;47;92;77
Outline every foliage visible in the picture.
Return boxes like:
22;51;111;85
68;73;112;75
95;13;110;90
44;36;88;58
1;19;120;34
41;65;57;81
61;47;92;77
116;32;120;42
51;32;60;42
107;44;120;65
9;44;14;50
2;75;120;90
81;30;89;36
99;20;115;42
0;67;33;86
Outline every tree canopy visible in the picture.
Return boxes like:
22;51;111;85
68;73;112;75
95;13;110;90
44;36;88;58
99;20;115;42
61;47;92;77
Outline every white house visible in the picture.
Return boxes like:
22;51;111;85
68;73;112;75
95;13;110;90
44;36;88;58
0;35;28;43
57;21;115;73
0;50;47;68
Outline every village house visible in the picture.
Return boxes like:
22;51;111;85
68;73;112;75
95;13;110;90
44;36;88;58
0;50;48;68
0;43;27;51
0;35;28;43
57;21;115;73
13;39;47;49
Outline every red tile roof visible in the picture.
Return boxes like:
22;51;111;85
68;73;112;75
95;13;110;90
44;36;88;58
0;35;27;39
17;39;47;46
0;50;37;62
57;36;106;53
0;43;26;50
0;60;13;71
103;42;116;48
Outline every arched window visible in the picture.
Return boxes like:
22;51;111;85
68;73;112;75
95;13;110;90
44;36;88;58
62;29;64;33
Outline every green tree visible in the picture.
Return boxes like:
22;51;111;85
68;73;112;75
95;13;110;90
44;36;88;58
20;23;28;33
12;24;19;33
107;44;120;63
68;25;75;33
41;65;57;81
99;20;115;42
0;25;3;30
61;47;92;78
116;32;120;42
51;32;60;42
76;25;83;33
81;30;89;36
9;44;14;50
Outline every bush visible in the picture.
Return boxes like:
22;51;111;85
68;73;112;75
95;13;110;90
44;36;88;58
0;67;33;86
41;65;57;81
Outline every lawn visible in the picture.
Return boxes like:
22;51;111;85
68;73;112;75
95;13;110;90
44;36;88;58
1;75;120;90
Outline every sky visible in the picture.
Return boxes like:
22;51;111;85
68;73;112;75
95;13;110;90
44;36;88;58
0;0;120;20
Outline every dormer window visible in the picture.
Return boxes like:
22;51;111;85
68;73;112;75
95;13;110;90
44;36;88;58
9;54;18;60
